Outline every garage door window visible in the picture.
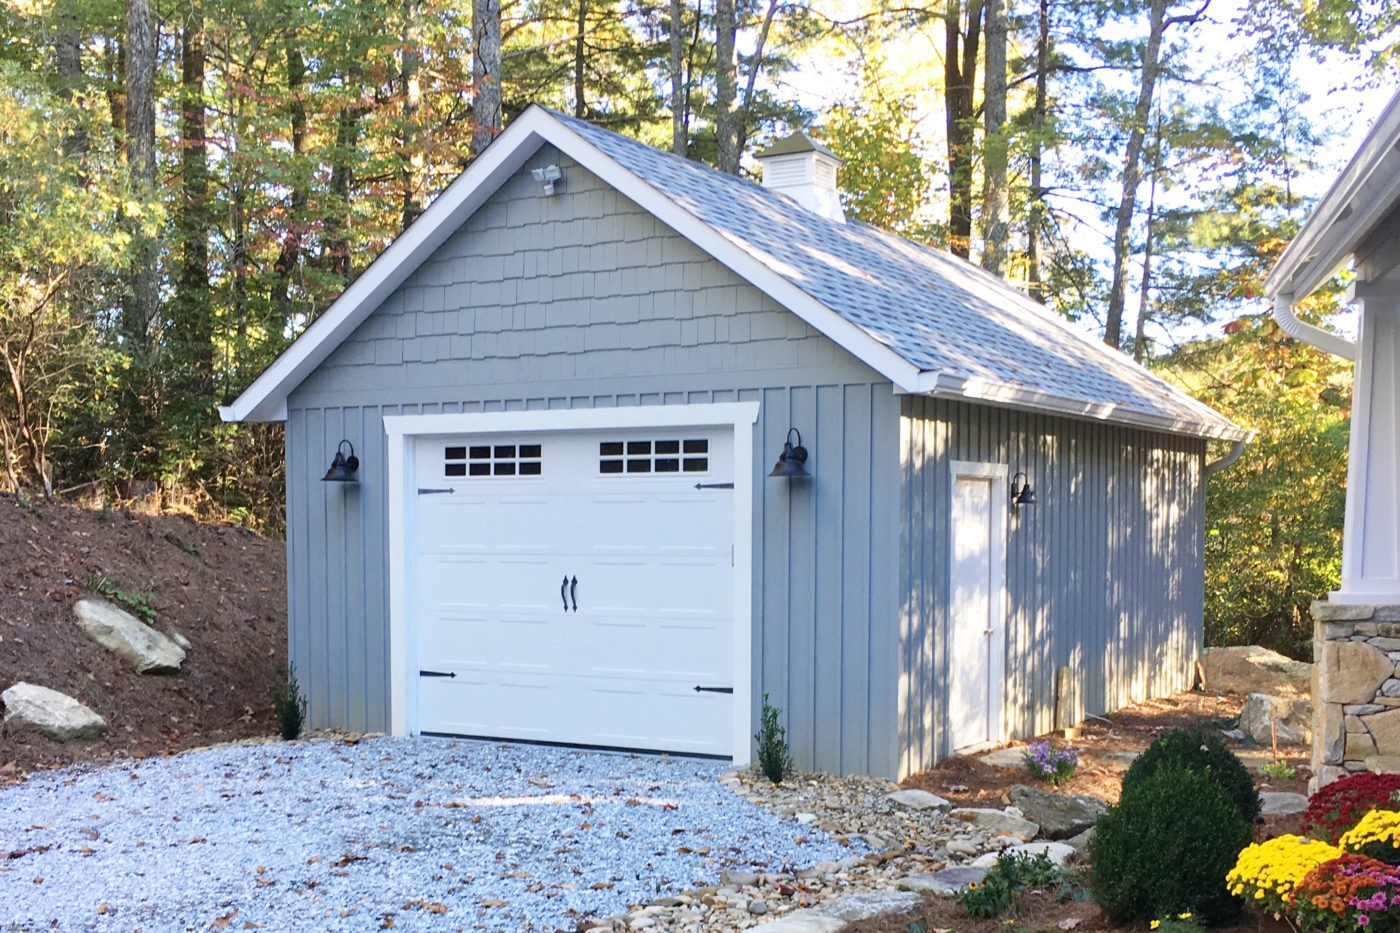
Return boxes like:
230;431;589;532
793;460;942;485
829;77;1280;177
599;438;708;475
444;443;543;477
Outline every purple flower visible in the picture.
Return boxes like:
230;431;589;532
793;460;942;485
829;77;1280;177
1359;913;1372;926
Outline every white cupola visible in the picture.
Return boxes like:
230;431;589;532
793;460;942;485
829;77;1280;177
755;132;845;223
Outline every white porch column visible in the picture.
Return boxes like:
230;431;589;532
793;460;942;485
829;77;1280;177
1334;283;1400;604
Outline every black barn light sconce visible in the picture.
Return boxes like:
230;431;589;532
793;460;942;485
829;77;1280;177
322;439;360;483
1010;471;1036;508
768;428;810;479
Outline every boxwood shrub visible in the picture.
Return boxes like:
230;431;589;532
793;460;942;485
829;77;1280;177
1121;727;1260;824
1088;765;1252;925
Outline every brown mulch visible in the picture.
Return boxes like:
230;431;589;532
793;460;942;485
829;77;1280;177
0;495;286;779
848;690;1312;933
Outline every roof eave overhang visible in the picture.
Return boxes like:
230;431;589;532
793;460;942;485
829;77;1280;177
1266;89;1400;305
910;371;1252;442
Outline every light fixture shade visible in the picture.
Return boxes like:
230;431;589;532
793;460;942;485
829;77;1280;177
1010;471;1034;507
768;429;810;478
323;440;360;482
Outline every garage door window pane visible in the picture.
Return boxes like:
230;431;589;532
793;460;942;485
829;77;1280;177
599;437;710;475
448;441;542;478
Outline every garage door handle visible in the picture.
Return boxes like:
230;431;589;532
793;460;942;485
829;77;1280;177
561;575;570;612
570;576;578;612
420;670;456;678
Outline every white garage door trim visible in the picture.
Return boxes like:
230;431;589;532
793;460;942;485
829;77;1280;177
384;402;759;766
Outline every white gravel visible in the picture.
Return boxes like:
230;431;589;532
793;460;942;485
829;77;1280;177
0;736;862;931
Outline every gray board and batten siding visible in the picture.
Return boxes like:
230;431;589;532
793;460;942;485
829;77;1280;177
287;145;905;778
897;396;1205;778
285;143;1208;780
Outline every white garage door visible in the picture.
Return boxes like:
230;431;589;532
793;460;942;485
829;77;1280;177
410;426;735;756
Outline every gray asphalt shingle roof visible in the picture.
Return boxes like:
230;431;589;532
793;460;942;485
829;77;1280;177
555;110;1242;441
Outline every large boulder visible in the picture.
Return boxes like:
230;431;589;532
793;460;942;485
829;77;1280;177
2;682;107;741
1239;692;1313;746
1202;646;1311;697
1008;784;1108;840
73;598;185;674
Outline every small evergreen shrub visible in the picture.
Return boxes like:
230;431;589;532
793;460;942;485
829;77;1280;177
271;665;308;740
754;692;793;784
1088;765;1252;925
1302;773;1400;843
1121;728;1260;823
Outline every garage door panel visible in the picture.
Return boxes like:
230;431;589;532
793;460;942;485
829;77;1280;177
413;427;735;757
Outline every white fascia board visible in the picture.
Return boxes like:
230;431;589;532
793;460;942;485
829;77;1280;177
1266;89;1400;303
915;371;1252;442
221;109;564;423
530;120;926;393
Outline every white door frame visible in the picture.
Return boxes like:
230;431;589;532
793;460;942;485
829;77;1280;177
948;460;1009;752
383;402;760;765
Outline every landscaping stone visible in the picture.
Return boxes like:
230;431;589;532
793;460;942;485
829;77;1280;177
1064;826;1095;851
1320;640;1393;704
975;747;1028;769
898;866;988;896
751;913;845;932
885;788;950;812
971;840;1077;868
947;807;1039;841
815;890;923;922
1007;785;1107;840
1238;692;1312;745
73;598;185;674
1259;792;1308;817
1202;645;1312;697
1;682;106;741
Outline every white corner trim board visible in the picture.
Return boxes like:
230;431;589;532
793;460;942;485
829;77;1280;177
384;402;759;765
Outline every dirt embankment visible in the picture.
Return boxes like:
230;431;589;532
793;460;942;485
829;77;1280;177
0;495;286;777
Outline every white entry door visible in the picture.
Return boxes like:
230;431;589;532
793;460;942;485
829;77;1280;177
410;427;735;756
949;468;1006;752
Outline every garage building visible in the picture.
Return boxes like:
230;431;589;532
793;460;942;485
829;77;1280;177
222;106;1246;779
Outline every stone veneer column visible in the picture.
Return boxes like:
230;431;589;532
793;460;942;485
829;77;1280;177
1312;600;1400;790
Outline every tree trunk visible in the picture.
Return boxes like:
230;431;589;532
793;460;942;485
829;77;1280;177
670;0;686;154
1104;0;1168;350
171;0;213;418
472;0;502;157
944;0;984;258
1026;0;1049;301
273;43;309;322
55;0;88;159
736;0;779;158
120;0;159;477
573;0;587;118
715;0;739;174
1131;124;1162;364
324;104;363;281
981;0;1008;276
401;0;425;228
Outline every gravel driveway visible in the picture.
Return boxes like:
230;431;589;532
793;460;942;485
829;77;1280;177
0;736;858;931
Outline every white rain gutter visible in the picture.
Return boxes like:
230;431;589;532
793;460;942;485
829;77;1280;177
1204;437;1248;477
1271;292;1356;362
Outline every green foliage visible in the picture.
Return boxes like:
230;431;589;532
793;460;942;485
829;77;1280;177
86;573;158;626
1261;759;1297;780
956;851;1067;918
271;665;308;741
1162;311;1349;660
754;692;793;784
1088;766;1252;925
1122;728;1260;824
